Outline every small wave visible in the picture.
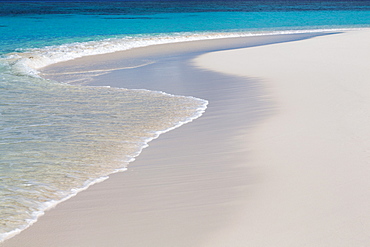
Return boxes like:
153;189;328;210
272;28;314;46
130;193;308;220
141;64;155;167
0;93;208;243
0;72;208;243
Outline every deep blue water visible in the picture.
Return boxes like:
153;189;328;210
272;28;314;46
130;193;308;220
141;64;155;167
1;0;370;242
1;1;370;54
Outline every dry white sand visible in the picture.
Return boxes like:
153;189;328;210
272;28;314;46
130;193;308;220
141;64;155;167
2;30;370;247
195;29;370;246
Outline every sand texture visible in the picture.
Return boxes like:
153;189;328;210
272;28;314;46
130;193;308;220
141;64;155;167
195;29;370;246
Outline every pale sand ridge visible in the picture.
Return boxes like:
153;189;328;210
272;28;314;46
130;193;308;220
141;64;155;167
195;29;370;246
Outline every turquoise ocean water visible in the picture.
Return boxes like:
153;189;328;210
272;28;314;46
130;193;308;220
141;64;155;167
1;0;370;241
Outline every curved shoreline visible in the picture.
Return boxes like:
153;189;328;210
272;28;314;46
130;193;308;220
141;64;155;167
2;30;361;246
5;28;349;78
0;31;326;244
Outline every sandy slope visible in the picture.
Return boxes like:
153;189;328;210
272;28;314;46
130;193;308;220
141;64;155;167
195;29;370;247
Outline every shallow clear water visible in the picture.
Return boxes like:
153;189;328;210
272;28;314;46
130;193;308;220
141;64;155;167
1;0;370;242
0;61;207;239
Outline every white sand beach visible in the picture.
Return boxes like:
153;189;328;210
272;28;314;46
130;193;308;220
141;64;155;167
2;30;370;247
195;29;370;246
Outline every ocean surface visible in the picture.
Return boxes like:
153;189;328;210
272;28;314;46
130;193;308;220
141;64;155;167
1;0;370;242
